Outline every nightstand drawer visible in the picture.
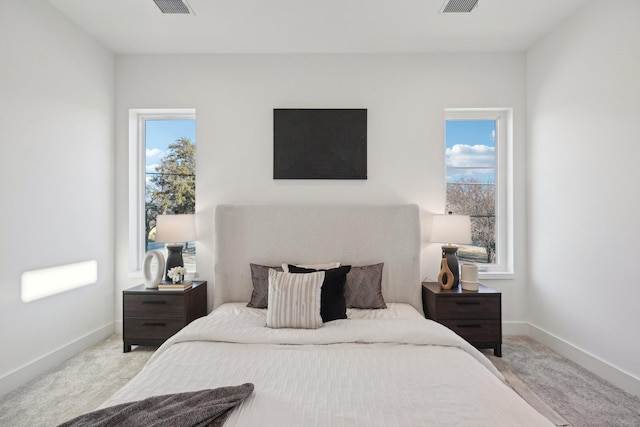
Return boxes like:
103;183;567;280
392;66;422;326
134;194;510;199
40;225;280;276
123;281;207;353
440;320;500;343
123;318;185;340
422;282;502;357
124;294;185;318
436;297;500;320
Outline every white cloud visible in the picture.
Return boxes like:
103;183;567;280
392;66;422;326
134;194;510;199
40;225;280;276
146;148;162;158
446;144;495;168
146;164;159;173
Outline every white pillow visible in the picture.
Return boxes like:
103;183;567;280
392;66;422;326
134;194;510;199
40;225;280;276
266;269;324;329
281;262;340;273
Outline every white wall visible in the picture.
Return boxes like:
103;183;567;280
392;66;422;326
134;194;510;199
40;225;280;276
115;53;529;328
0;0;115;396
527;0;640;396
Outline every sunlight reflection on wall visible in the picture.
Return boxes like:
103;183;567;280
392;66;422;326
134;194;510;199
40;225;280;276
21;260;98;303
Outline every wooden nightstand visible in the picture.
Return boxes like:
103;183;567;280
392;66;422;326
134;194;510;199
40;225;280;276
422;281;502;357
123;280;207;353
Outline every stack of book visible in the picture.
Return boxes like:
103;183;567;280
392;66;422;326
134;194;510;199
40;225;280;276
158;280;193;291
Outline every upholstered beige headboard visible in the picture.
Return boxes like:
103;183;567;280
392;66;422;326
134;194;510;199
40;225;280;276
213;204;422;314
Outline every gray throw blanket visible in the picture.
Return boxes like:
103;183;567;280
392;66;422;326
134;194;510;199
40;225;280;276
57;383;254;427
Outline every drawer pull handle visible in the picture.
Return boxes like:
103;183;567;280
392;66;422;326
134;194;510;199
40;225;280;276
142;300;166;305
456;302;481;305
142;322;167;327
457;324;481;329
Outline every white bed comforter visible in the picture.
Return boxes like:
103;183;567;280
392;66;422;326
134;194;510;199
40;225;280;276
104;303;552;426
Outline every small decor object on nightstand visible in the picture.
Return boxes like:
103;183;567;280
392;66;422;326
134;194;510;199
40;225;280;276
437;258;455;290
158;280;193;291
167;266;187;283
143;250;165;289
461;263;479;291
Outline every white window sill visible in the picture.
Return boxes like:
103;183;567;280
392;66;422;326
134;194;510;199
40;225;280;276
479;271;514;280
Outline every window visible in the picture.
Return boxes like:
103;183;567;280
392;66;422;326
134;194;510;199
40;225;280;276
444;109;512;275
129;109;196;274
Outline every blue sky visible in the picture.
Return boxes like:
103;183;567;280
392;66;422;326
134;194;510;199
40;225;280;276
145;119;196;173
445;120;495;183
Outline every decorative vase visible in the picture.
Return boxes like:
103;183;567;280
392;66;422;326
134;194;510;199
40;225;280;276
438;257;455;290
143;250;165;289
461;263;479;291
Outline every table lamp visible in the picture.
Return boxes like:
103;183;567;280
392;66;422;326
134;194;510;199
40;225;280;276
431;212;471;289
155;214;197;282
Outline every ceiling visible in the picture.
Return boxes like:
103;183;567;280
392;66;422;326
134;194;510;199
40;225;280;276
46;0;590;55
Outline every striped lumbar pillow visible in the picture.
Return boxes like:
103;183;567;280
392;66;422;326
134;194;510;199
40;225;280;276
266;269;324;329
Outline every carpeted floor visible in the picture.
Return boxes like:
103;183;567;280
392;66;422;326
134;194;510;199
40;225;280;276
0;335;155;427
483;336;640;427
1;334;639;426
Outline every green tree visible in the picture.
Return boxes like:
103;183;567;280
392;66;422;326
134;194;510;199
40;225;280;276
146;137;195;248
446;178;496;263
145;186;161;251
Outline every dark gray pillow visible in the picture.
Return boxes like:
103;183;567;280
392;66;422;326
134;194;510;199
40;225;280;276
247;264;282;308
345;263;386;309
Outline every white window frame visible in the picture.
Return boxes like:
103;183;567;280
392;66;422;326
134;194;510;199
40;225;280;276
444;108;513;278
128;108;196;274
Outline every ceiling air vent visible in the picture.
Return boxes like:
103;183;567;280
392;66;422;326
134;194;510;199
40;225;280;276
152;0;193;14
441;0;479;13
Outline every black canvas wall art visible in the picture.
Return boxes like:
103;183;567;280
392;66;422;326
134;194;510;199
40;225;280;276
273;109;367;180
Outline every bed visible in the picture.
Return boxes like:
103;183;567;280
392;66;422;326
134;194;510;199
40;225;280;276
101;204;553;426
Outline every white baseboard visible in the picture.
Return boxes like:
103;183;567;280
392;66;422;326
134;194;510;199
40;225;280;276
502;321;529;335
528;323;640;398
0;323;115;398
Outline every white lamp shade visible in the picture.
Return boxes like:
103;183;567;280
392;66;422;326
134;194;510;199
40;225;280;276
155;214;197;243
430;214;472;245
